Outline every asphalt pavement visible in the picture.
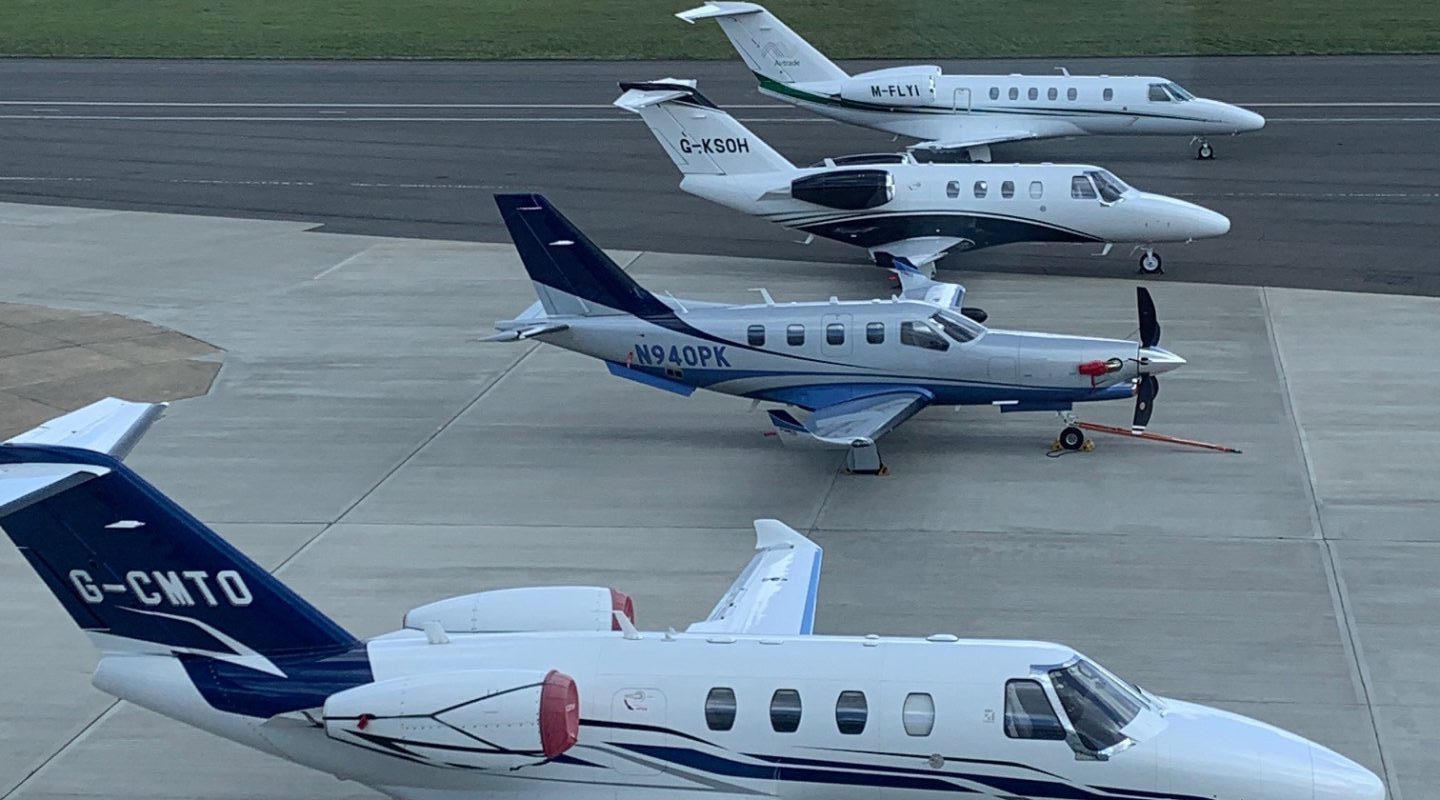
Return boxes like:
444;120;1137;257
0;56;1438;294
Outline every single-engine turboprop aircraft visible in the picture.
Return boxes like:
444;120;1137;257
616;80;1229;274
488;193;1187;473
677;1;1266;161
0;399;1384;800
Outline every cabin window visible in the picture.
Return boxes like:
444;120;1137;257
1148;83;1172;102
1008;87;1019;100
866;321;885;344
1067;87;1077;101
973;180;988;198
1070;174;1098;200
1003;680;1067;740
835;691;868;735
1027;87;1038;100
826;323;846;345
1103;87;1114;101
705;687;737;731
1001;181;1015;199
903;692;935;736
786;324;805;346
946;180;960;199
900;320;950;352
1047;87;1057;101
747;324;765;346
1028;180;1044;200
770;689;803;733
989;87;999;100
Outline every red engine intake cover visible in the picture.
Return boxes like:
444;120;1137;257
1077;360;1108;377
539;670;580;759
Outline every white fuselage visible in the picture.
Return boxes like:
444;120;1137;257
768;72;1266;144
94;629;1379;800
680;160;1229;256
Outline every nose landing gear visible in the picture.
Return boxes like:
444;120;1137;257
1052;412;1094;454
1136;246;1163;275
1192;136;1215;160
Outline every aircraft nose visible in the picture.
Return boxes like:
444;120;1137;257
1312;743;1385;800
1237;106;1267;132
1194;206;1231;239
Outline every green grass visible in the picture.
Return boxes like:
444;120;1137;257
2;0;1437;58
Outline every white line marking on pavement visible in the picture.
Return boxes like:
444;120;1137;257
312;250;368;280
1;114;1435;123
3;100;1438;109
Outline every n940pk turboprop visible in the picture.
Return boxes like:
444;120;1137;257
616;80;1229;274
489;193;1186;473
0;399;1384;800
677;1;1265;162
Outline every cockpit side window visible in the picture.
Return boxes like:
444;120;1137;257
1148;83;1172;102
1048;660;1142;752
1070;174;1098;200
1004;680;1067;740
900;320;949;352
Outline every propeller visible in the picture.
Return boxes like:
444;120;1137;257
1132;287;1177;433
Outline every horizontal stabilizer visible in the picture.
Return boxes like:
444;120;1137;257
687;519;823;636
614;79;714;112
482;322;570;342
676;2;764;22
4;397;166;460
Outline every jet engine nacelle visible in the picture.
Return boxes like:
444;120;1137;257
839;66;940;107
791;169;894;210
323;669;580;768
403;586;635;633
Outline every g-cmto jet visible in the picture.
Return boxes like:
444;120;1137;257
616;80;1228;274
678;2;1266;161
488;193;1187;473
0;399;1384;800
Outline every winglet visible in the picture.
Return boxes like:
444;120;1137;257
4;397;166;461
753;518;809;551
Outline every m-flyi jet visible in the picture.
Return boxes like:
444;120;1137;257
677;2;1266;162
0;400;1385;800
488;193;1186;473
616;80;1229;274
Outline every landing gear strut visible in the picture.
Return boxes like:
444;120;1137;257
845;442;886;475
1138;247;1163;275
1193;137;1214;160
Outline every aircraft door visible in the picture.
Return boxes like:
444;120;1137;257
608;687;667;775
822;313;853;357
952;88;972;113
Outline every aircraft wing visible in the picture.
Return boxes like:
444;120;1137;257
871;236;967;269
3;397;166;460
767;389;933;448
911;130;1042;152
687;519;823;636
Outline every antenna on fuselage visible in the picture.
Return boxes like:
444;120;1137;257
1055;66;1071;76
750;287;776;305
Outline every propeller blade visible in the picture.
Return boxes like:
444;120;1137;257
1137;287;1160;348
1132;375;1159;433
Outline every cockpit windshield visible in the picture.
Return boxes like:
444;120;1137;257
1148;82;1195;102
1085;169;1132;203
1048;660;1144;752
1164;81;1195;101
930;310;983;343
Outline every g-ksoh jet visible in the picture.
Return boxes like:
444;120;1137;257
616;80;1229;274
489;193;1186;474
677;2;1266;161
0;399;1384;800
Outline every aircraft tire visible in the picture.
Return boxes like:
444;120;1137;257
1139;252;1163;274
1059;426;1086;451
1197;141;1214;160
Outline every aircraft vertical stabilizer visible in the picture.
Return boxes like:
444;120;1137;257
677;2;848;84
616;79;794;176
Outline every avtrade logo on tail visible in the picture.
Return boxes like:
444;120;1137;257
69;569;254;608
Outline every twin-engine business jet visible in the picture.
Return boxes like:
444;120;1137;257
489;193;1187;473
0;399;1384;800
616;81;1228;274
678;2;1266;161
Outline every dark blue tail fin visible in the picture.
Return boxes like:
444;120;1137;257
495;193;674;319
0;403;357;669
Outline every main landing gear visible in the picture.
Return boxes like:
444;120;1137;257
1137;246;1163;275
1193;137;1215;160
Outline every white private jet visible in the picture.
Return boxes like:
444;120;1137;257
678;2;1266;161
0;399;1385;800
617;80;1229;273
